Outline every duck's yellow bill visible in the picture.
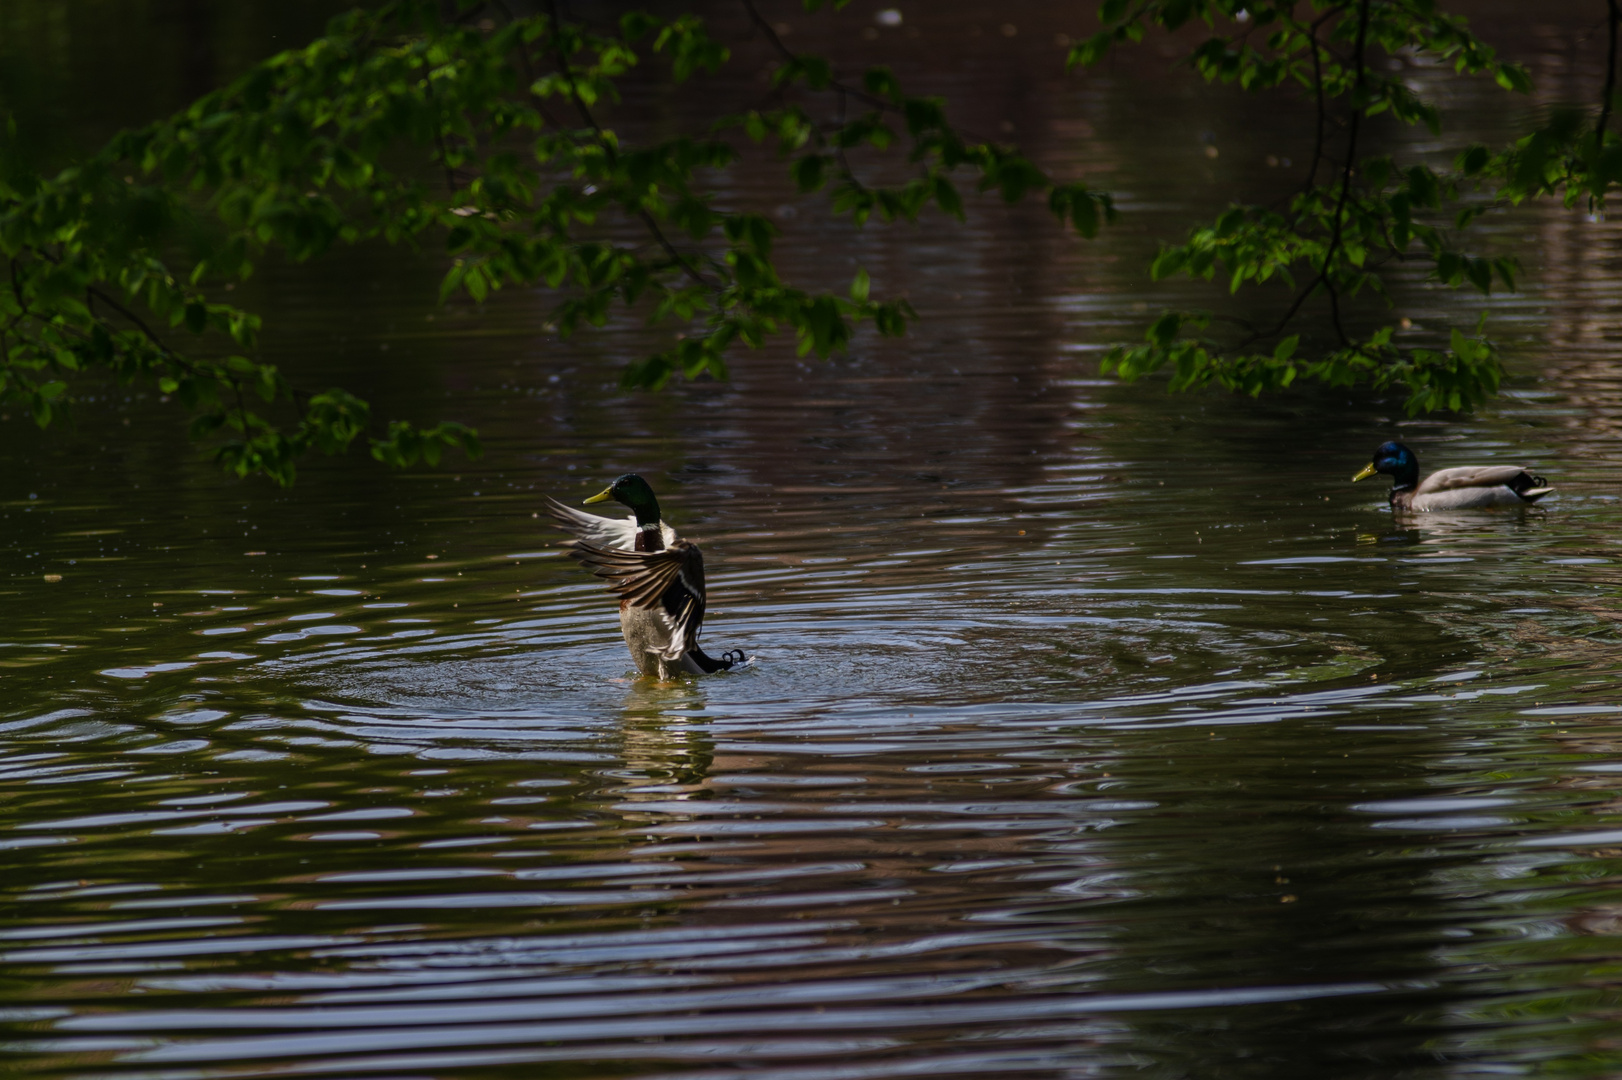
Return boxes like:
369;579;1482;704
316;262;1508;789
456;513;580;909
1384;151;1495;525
583;486;615;505
1351;463;1378;482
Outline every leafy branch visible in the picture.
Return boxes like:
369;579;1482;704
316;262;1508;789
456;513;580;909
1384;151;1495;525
735;0;1115;238
0;0;1130;482
1069;0;1595;414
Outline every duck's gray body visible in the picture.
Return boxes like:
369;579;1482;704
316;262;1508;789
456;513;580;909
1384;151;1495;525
1396;465;1554;511
620;603;713;678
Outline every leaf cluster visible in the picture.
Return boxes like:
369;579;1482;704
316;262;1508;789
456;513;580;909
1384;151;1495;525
1071;0;1605;414
1105;311;1501;413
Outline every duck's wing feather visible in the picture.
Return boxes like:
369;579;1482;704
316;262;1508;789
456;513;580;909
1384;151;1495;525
569;539;708;658
544;497;637;548
544;497;680;550
1416;465;1541;495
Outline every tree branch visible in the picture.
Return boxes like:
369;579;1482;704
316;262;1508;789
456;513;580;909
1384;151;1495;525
487;1;567;130
84;285;199;375
739;0;996;144
420;72;462;195
1233;268;1326;351
1305;25;1328;191
1231;2;1372;354
740;0;891;114
1599;0;1619;157
540;0;718;291
1322;0;1372;347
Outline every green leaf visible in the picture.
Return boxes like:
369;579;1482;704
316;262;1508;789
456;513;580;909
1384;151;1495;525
849;266;870;302
791;154;828;192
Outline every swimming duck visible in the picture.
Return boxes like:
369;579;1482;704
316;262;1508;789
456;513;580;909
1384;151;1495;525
545;474;745;678
1352;441;1553;511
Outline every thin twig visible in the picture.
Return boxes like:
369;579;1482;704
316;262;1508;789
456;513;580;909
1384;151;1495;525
740;0;1013;216
419;71;462;194
634;206;717;294
487;0;559;128
1322;0;1372;347
739;0;889;114
1599;0;1619;156
739;0;996;143
232;378;252;440
541;0;717;290
1233;269;1326;351
9;257;26;317
1206;312;1262;334
1306;26;1327;191
433;129;460;194
832;85;860;184
85;285;200;374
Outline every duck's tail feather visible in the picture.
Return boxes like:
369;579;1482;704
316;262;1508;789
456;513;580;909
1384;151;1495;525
1512;472;1554;502
690;646;748;673
1507;472;1554;502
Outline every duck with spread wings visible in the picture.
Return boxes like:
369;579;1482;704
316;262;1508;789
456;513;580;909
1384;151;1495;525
545;474;746;678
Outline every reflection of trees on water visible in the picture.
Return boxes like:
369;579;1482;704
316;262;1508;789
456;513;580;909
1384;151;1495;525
1461;13;1622;463
1518;8;1622;454
597;712;1470;1075
1521;199;1622;457
1067;715;1450;1075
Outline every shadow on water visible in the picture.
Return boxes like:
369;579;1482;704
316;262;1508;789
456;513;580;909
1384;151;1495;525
5;1;1622;1078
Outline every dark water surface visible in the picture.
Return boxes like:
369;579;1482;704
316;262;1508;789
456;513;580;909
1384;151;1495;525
5;2;1622;1077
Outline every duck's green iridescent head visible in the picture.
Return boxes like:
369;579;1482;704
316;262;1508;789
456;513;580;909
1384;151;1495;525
1352;441;1420;490
584;473;662;526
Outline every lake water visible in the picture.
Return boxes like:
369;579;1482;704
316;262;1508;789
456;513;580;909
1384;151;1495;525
5;2;1622;1077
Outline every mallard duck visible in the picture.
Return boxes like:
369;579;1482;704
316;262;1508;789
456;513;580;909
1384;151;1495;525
1352;441;1553;511
545;474;745;678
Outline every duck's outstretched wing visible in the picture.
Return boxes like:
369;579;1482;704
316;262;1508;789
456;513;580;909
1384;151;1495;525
543;497;680;550
568;539;709;657
544;497;638;549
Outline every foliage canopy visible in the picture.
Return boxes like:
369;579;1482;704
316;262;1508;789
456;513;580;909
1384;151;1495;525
0;0;1616;483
